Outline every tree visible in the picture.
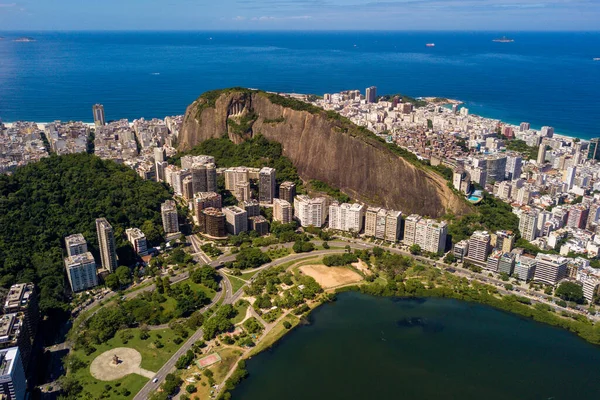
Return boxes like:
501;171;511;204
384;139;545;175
443;253;456;264
116;266;132;287
186;384;197;394
322;241;330;249
409;244;422;255
372;246;384;258
556;282;585;304
104;274;120;290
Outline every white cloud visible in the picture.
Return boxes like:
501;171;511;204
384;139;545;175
0;3;17;7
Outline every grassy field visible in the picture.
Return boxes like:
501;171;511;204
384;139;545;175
226;275;247;294
72;327;184;399
267;247;291;260
231;301;250;325
248;314;300;357
239;269;262;280
160;280;218;314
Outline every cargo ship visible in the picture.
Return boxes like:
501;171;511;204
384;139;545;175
493;36;514;43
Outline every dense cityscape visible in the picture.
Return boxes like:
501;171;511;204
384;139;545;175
2;85;600;400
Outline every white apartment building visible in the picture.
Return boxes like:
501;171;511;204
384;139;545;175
64;252;98;292
64;234;87;257
125;228;148;256
328;202;365;233
294;195;327;227
161;200;179;234
223;206;248;235
466;231;490;265
519;210;539;241
533;253;568;286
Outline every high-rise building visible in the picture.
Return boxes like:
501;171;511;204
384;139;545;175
182;176;194;201
3;284;38;352
0;347;26;400
224;167;249;191
567;205;589;229
587;138;600;161
453;240;469;262
466;231;490;266
249;216;269;236
505;155;522;181
493;230;515;253
414;218;447;254
64;252;98;293
154;146;166;182
242;199;260;218
402;214;421;245
294;195;327;227
125;228;148;256
200;208;226;237
223;206;248;235
259;167;276;204
498;252;516;275
519;122;530;132
95;218;118;272
278;181;296;204
273;199;293;224
514;256;536;281
181;155;215;170
65;234;88;257
92;104;105;126
563;166;576;190
519;210;538;241
540;126;554;138
452;170;472;194
234;181;251;202
533;254;568;286
161;200;179;234
193;192;222;223
384;211;403;243
328;202;366;233
364;207;382;238
537;144;547;165
365;86;377;103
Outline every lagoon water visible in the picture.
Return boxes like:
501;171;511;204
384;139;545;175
0;32;599;138
232;292;600;400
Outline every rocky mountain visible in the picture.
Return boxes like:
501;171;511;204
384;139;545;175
178;88;471;218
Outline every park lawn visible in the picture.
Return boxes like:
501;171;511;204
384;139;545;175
74;368;148;400
247;314;299;357
226;275;247;294
374;276;388;286
160;280;218;313
239;269;261;280
267;247;291;260
72;327;183;399
231;301;250;325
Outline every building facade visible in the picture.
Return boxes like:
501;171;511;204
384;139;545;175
95;218;118;272
273;199;293;224
64;252;98;293
223;206;248;235
161;200;179;234
125;228;148;256
259;167;276;204
294;195;327;227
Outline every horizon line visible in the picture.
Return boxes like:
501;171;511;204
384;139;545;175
1;29;600;33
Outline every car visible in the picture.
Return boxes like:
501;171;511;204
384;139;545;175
153;378;159;383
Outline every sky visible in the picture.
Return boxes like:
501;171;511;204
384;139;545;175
0;0;598;31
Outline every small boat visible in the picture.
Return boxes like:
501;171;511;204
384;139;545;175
594;58;600;61
493;36;514;43
426;43;435;47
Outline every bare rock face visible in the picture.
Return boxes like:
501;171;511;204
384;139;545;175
179;89;471;218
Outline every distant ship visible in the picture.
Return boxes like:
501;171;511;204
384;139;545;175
14;37;35;42
493;36;514;43
426;43;435;47
594;58;600;61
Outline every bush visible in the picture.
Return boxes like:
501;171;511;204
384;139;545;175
283;321;292;329
186;384;197;394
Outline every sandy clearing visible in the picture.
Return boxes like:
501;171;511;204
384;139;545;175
352;260;372;275
90;347;155;381
299;265;363;289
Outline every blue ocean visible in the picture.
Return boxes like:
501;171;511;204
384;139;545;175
0;31;599;138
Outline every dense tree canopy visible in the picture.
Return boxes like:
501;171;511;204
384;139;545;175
0;154;172;315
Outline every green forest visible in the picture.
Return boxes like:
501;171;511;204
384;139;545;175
0;154;173;315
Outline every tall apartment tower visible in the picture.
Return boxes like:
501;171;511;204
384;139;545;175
95;218;118;272
259;167;276;204
364;207;381;238
403;214;422;245
92;104;106;127
533;254;568;286
278;181;296;204
273;198;292;224
223;206;248;235
0;347;27;400
519;211;538;241
328;203;366;233
466;231;491;266
4;283;39;351
537;144;547;165
125;228;148;256
154;147;166;182
193;192;222;223
365;86;377;103
161;200;179;234
64;234;88;257
64;252;98;293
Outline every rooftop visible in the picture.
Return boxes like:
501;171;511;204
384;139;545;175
4;283;34;311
